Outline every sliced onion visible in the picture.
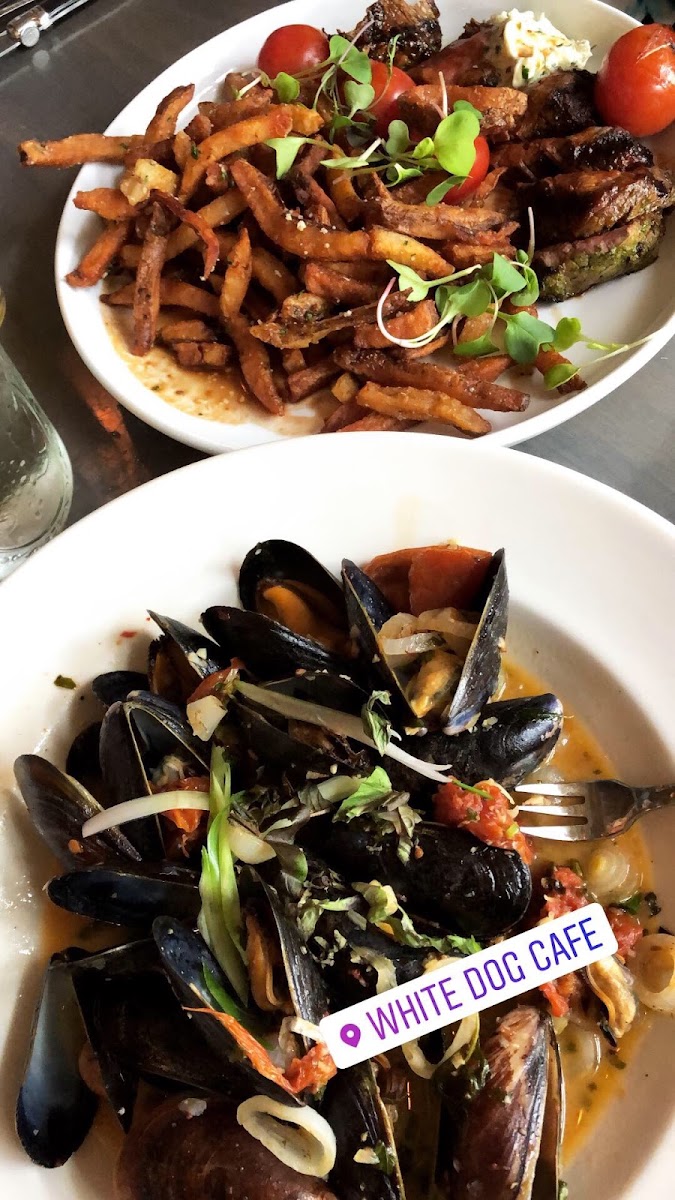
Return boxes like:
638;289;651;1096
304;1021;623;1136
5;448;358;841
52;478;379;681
402;1014;480;1080
186;694;226;741
633;934;675;1014
586;844;641;905
416;608;478;641
237;1096;336;1177
229;821;276;864
381;632;443;658
559;1024;601;1080
82;791;210;838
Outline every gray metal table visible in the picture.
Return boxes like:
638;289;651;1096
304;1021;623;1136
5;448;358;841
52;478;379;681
1;0;673;525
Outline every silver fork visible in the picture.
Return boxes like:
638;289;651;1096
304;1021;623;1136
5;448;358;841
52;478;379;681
515;779;675;841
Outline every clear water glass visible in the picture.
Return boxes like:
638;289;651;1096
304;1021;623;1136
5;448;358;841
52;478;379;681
0;295;73;580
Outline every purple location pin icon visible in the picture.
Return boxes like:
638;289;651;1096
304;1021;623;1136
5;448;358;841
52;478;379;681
340;1023;361;1049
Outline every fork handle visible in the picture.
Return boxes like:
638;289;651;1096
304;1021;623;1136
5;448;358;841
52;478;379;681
634;785;675;814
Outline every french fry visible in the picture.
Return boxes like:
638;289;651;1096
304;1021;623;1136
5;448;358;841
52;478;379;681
120;158;178;206
287;359;340;402
73;188;138;220
219;227;252;322
200;92;273;131
103;279;220;318
173;342;232;369
322;147;365;224
226;313;284;414
165;191;248;260
280;292;332;324
144;84;195;143
304;262;382;305
205;162;237;194
535;347;587;394
65;219;132;287
366;228;454;276
179;107;317;201
173;130;192;171
331;372;360;403
19;133;140;167
338;413;414;432
368;175;506;240
282;350;306;374
356;382;490;435
184;113;212;144
443;242;516;268
123;137;175;169
397;334;450;360
454;353;513;381
354;300;438;349
250;247;298;304
150;189;220;278
293;175;347;230
161;319;216;344
250;294;410;349
322;400;369;432
457;312;494;344
334;347;529;413
131;202;171;355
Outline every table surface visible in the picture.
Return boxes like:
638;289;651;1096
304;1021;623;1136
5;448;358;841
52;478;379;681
1;0;673;527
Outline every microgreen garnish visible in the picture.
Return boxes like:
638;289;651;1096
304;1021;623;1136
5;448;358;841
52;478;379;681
377;246;656;381
265;135;318;179
361;690;393;755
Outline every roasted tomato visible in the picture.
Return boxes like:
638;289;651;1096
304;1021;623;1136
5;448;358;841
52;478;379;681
257;24;330;79
595;24;675;136
442;135;490;202
606;906;644;960
433;778;533;863
368;59;415;136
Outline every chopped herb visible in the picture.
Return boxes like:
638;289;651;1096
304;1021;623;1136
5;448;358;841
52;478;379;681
558;1183;569;1200
361;690;392;756
465;807;479;821
610;1056;627;1070
618;892;643;915
190;142;199;159
54;675;76;689
522;65;530;80
506;822;519;838
374;1142;396;1175
644;891;662;917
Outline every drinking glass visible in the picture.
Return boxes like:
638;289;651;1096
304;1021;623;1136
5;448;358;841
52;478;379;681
0;290;73;580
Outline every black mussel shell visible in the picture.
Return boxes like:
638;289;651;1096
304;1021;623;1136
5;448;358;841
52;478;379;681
99;691;209;860
401;693;564;788
341;559;412;721
14;755;141;869
443;550;508;735
325;1062;404;1200
16;949;98;1167
47;864;200;929
148;612;226;704
239;539;349;653
449;1006;559;1200
65;721;108;804
302;818;531;939
152;917;298;1106
92;671;148;708
202;606;352;681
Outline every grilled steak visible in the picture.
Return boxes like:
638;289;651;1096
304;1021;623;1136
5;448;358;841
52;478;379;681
397;83;527;142
411;23;501;85
534;215;665;301
343;0;441;69
520;167;675;244
493;127;654;184
516;70;599;140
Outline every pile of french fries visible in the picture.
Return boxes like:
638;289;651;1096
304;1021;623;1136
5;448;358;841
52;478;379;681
18;75;544;435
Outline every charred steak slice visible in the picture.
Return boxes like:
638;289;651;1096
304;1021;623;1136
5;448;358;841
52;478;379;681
517;70;598;140
411;23;502;85
398;83;527;142
343;0;441;69
493;127;654;184
521;167;675;244
534;215;665;301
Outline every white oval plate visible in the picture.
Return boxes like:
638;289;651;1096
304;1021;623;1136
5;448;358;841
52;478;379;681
54;0;675;454
0;433;674;1196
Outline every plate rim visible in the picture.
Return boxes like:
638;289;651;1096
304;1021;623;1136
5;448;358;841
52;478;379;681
52;0;675;455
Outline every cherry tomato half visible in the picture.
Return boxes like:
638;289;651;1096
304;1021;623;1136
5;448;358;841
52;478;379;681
369;59;415;136
442;134;490;202
595;24;675;136
257;24;330;80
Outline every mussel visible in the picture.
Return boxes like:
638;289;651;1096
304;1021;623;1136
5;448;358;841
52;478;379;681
202;606;353;682
14;754;141;869
586;955;637;1041
47;863;200;929
323;1063;404;1200
301;817;532;939
342;551;508;734
239;540;350;655
92;671;148;708
449;1006;562;1200
400;693;564;788
16;949;98;1167
147;612;226;704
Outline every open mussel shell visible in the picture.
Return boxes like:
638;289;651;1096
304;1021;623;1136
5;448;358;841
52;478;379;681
586;955;637;1041
202;606;352;682
324;1062;404;1200
92;671;148;708
301;818;531;939
147;611;226;704
65;721;108;804
152;917;299;1106
99;690;209;860
239;540;350;655
442;549;508;735
401;693;564;788
47;863;200;929
16;949;98;1167
14;754;141;869
342;559;412;723
450;1006;561;1200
